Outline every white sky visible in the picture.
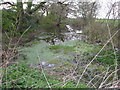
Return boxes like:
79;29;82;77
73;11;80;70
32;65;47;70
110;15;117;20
0;0;120;18
97;0;120;18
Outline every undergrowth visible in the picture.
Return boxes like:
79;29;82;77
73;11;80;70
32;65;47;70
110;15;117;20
2;63;88;88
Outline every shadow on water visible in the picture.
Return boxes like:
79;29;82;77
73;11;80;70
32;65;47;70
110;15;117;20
33;25;85;45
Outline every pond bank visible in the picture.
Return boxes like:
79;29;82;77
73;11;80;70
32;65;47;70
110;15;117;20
2;37;119;88
2;24;119;88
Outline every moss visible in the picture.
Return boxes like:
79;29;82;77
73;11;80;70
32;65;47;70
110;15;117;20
49;45;75;54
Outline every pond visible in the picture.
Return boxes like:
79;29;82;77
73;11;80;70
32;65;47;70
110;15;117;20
32;25;86;45
18;25;88;65
15;25;113;88
18;38;101;68
16;24;106;68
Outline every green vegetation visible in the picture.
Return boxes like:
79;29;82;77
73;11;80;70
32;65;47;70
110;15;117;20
95;19;119;27
2;9;17;36
19;40;101;64
18;40;118;66
40;14;58;29
49;45;75;54
97;50;120;65
2;63;88;88
95;19;119;23
1;0;119;88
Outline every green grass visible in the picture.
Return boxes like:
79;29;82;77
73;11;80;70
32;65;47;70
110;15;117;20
49;45;75;54
95;19;119;27
53;40;101;54
49;45;74;50
19;39;119;66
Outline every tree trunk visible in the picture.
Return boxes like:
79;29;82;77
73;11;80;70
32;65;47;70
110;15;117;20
16;0;24;33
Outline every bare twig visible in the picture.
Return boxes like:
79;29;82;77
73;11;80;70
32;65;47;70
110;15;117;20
98;69;120;88
76;29;120;87
87;71;106;86
12;25;31;53
37;51;52;89
98;65;111;88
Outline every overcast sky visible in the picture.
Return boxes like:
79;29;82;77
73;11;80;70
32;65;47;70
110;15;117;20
97;0;120;18
1;0;120;18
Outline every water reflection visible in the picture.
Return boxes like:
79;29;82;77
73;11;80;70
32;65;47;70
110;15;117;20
35;25;85;45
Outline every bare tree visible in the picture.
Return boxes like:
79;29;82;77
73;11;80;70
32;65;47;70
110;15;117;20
47;1;69;27
76;1;99;27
